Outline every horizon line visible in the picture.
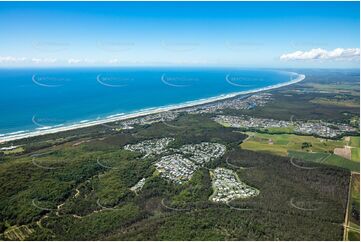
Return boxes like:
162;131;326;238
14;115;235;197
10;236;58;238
0;66;359;70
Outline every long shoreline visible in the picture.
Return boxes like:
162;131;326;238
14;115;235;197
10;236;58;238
0;73;305;144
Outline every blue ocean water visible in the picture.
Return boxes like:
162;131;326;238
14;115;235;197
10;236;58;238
0;68;294;135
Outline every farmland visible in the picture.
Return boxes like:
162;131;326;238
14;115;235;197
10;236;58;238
349;136;360;162
240;132;359;172
345;173;360;241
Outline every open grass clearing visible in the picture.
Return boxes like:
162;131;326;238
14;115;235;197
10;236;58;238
241;132;359;171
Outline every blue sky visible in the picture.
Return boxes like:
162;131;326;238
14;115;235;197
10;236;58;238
0;1;359;68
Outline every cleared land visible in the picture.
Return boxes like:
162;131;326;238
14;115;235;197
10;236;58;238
303;83;360;96
349;136;360;163
3;225;34;241
351;149;360;163
2;147;24;155
240;132;359;172
345;173;360;241
310;97;359;108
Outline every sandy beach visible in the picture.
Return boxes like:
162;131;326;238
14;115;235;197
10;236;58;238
0;73;305;144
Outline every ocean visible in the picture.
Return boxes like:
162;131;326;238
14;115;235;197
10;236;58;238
0;67;300;138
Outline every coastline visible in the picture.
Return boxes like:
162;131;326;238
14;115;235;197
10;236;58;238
0;73;305;144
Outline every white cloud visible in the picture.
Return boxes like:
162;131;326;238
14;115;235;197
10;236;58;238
108;58;120;64
67;58;97;64
67;58;82;64
0;56;27;63
31;58;57;64
280;48;360;61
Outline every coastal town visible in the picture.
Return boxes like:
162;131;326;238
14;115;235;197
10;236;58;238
155;154;198;184
183;93;273;114
115;112;179;130
124;138;260;201
155;142;226;183
123;139;226;184
210;167;259;203
112;93;273;130
177;142;226;165
214;115;357;138
123;137;175;157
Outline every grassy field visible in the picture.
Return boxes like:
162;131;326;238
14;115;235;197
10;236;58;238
310;97;360;108
288;151;359;172
348;136;360;163
350;136;360;147
303;83;360;96
351;148;360;163
346;173;360;241
241;132;359;171
2;147;24;155
260;126;295;133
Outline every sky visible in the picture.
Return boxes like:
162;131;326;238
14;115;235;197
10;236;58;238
0;1;359;68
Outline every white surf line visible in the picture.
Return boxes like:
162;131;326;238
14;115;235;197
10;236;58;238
0;73;305;143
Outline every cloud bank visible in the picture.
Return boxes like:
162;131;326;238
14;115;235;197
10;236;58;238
280;48;360;61
0;56;27;63
0;56;114;65
31;58;57;64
